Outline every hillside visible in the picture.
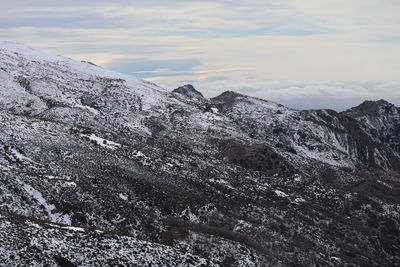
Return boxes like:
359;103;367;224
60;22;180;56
0;41;399;266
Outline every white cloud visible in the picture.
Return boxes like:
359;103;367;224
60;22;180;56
160;80;400;111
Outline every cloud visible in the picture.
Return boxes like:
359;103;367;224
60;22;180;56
368;36;400;43
206;76;228;81
1;1;399;39
105;58;202;77
159;80;400;111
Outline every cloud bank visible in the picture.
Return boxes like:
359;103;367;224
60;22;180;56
160;80;400;111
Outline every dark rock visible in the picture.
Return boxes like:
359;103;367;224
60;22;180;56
172;84;204;98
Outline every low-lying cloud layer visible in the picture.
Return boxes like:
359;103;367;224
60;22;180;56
161;80;400;111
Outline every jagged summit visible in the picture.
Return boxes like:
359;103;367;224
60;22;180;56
172;84;204;98
341;99;400;155
211;90;290;115
344;99;398;118
210;91;244;112
212;90;244;99
211;90;243;103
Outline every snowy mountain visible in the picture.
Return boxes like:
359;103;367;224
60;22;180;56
0;41;399;266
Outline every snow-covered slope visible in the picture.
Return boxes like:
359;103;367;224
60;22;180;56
211;90;400;170
0;40;168;137
0;211;214;266
1;41;400;266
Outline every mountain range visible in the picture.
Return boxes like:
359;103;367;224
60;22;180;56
0;41;399;266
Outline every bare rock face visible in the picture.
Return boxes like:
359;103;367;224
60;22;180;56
218;139;294;173
173;84;204;99
1;41;400;266
343;100;400;155
210;90;245;112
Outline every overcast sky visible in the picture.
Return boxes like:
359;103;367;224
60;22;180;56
1;0;399;110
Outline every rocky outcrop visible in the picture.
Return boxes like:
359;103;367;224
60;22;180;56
173;84;204;99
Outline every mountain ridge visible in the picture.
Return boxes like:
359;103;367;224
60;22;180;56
0;41;399;266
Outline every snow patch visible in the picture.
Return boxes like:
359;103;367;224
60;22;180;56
294;197;306;203
274;190;289;197
62;182;76;187
210;107;219;113
118;193;128;201
74;102;100;115
208;178;234;189
81;134;121;150
10;148;42;165
19;180;71;224
234;220;252;232
181;207;200;223
48;224;85;232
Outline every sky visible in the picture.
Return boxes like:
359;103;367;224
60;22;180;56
1;0;399;110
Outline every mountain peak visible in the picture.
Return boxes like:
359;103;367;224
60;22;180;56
172;84;204;98
210;90;244;104
213;90;244;99
345;99;398;118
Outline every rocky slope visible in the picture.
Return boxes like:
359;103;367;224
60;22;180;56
0;41;399;266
